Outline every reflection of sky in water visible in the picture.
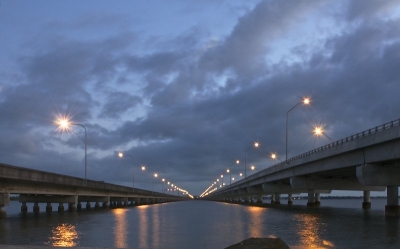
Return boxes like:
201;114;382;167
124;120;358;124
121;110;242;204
48;223;78;247
113;208;128;248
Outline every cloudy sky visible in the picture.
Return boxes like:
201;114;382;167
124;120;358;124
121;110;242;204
1;0;400;196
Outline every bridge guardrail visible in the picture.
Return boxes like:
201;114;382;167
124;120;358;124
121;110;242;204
281;118;400;165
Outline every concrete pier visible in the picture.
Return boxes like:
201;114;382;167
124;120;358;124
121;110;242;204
315;193;321;206
288;194;293;205
69;203;77;211
33;202;40;213
46;203;52;212
274;193;281;205
0;193;9;218
362;190;371;209
385;186;400;216
21;202;28;213
307;190;315;207
58;203;64;212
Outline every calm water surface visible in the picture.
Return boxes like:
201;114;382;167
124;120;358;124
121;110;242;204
0;199;399;249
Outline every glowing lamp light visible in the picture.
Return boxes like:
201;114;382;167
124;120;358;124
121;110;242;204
313;125;324;137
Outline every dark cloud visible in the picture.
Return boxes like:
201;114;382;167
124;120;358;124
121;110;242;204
99;91;142;119
1;0;400;195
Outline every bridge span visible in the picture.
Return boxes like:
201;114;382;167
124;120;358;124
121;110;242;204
203;118;400;216
0;163;187;218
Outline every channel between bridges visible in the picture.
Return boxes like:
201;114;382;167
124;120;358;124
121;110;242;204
0;164;187;218
203;118;400;216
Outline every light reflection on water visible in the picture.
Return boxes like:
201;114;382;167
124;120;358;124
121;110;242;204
293;213;335;249
1;199;399;249
112;208;128;248
47;223;78;247
247;206;264;238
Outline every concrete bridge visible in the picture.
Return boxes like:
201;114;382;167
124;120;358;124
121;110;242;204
0;163;187;218
203;118;400;216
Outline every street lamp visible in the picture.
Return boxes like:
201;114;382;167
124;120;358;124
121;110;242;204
286;97;310;162
245;142;259;178
118;152;135;191
313;125;332;140
220;175;224;188
270;153;281;162
55;117;87;186
162;178;165;193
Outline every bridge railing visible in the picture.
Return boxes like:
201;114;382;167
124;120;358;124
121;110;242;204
282;118;400;165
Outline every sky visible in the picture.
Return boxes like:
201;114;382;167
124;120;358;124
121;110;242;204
1;0;400;197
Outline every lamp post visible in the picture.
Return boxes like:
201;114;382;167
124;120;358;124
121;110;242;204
221;175;224;188
118;152;135;191
286;97;310;162
162;178;165;194
152;173;158;194
56;117;87;186
245;142;259;178
228;160;240;185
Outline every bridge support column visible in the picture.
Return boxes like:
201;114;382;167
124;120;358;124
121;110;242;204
315;193;321;206
86;202;91;209
58;203;64;212
102;201;109;208
274;193;281;205
385;186;399;217
0;193;9;218
21;202;28;213
362;191;371;209
68;203;76;211
46;203;52;213
288;194;293;205
270;194;275;204
95;202;100;209
77;202;82;210
257;195;263;204
33;202;40;213
307;190;316;207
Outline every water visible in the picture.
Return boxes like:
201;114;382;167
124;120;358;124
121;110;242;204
0;199;399;249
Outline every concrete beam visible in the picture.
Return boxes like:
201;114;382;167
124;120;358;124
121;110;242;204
79;196;109;203
247;186;263;194
357;164;400;186
262;183;293;193
238;189;248;195
291;176;385;191
19;194;77;203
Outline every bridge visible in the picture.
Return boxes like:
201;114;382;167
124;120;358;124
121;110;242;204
202;118;400;216
0;163;187;218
